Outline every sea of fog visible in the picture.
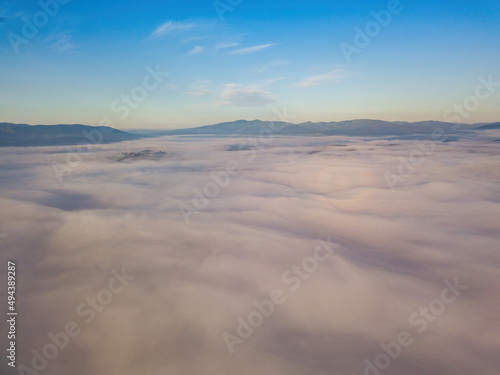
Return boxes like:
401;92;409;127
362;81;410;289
1;132;499;375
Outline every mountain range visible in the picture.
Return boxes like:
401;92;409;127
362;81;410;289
158;119;489;137
0;120;498;147
0;123;142;147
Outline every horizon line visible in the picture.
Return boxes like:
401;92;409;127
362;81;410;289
2;118;498;130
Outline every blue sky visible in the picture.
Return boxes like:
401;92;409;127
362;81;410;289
0;0;499;129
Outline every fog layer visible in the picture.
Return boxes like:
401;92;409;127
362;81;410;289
1;133;499;375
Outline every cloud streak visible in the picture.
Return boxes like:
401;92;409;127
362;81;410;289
151;20;195;37
294;69;350;88
187;45;204;55
219;83;277;107
184;80;211;97
215;42;239;50
45;32;75;53
229;43;274;55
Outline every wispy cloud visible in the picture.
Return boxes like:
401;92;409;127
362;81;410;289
294;69;350;88
151;21;195;38
229;43;274;55
215;42;239;50
45;32;75;53
185;80;211;97
218;83;277;107
264;77;285;85
257;59;289;74
187;45;204;55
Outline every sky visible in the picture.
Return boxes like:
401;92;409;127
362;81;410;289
0;0;499;129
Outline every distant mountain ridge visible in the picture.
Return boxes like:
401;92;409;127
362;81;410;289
0;123;143;147
476;122;500;130
156;119;489;137
0;120;497;147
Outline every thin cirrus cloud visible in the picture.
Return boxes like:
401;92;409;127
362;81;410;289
294;69;350;88
215;42;239;50
219;83;277;107
44;32;75;53
264;77;285;85
229;43;274;55
257;59;290;74
184;80;211;97
187;45;204;55
151;20;195;37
